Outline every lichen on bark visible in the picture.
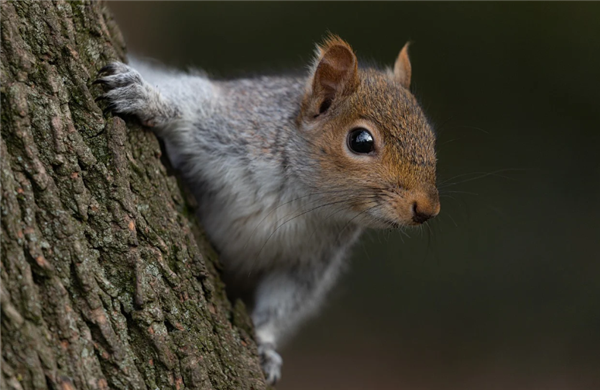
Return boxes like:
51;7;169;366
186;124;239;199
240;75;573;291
1;1;266;389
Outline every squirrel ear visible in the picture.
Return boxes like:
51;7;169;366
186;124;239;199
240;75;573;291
306;35;359;116
394;42;412;89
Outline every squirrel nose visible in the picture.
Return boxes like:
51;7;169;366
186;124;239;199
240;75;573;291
411;194;440;224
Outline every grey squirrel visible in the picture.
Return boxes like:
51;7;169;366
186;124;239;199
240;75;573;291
96;35;440;385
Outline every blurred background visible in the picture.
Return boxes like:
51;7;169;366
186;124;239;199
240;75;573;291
109;2;600;389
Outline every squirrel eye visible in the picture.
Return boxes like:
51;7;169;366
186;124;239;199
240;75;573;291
347;128;375;154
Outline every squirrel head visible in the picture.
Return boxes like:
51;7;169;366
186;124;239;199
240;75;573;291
296;35;439;228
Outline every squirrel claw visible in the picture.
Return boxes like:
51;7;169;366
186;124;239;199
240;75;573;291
92;78;106;86
102;103;116;116
97;63;116;77
258;343;282;385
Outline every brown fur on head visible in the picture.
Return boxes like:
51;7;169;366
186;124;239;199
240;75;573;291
298;35;439;228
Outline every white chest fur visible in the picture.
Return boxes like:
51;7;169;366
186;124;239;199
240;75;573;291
195;170;362;275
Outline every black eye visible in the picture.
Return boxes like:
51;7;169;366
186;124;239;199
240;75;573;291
347;128;375;154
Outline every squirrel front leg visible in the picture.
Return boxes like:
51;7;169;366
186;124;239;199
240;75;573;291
95;61;219;170
252;259;344;384
95;62;180;128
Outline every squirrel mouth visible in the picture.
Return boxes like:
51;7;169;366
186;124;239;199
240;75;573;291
369;215;401;229
385;220;401;229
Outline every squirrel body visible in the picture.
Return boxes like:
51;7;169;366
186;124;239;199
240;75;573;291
97;35;439;384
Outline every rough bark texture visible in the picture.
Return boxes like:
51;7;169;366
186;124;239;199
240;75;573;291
1;1;266;389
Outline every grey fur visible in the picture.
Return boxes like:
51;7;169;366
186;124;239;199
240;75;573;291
96;58;405;384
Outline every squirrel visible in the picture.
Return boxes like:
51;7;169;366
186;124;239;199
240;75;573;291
95;35;440;385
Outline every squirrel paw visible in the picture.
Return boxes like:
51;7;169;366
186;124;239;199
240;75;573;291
94;62;175;127
258;342;282;385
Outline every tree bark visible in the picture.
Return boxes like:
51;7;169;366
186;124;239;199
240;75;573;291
1;1;266;389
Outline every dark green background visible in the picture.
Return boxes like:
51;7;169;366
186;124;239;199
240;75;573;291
109;2;600;389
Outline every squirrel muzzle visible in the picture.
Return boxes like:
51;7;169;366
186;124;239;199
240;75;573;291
407;188;440;225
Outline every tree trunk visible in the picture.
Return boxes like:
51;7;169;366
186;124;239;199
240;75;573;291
1;1;266;389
